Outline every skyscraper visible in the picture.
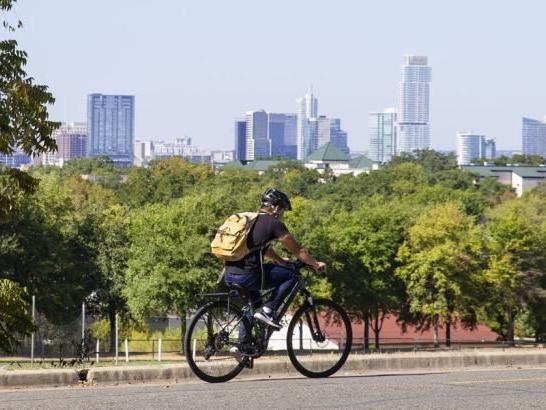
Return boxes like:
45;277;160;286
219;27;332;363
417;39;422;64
368;108;397;163
234;119;247;161
522;117;546;157
245;110;269;160
268;113;297;159
397;55;432;154
35;122;87;166
296;88;318;160
457;132;495;165
310;116;349;155
55;122;87;160
484;139;496;160
87;94;135;166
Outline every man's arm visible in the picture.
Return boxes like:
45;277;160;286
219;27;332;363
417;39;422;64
277;233;326;272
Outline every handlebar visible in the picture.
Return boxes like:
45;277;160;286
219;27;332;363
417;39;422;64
287;260;326;274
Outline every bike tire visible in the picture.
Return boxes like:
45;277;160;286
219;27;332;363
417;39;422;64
286;299;352;378
184;300;249;383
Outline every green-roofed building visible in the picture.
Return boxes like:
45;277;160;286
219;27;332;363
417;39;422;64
307;142;349;163
243;160;283;172
462;165;546;196
305;143;377;176
349;155;376;170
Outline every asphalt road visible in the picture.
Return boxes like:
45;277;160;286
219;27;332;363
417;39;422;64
1;368;546;409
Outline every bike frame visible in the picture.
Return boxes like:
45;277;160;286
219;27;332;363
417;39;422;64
199;267;325;356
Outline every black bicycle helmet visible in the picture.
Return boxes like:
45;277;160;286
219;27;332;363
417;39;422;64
261;188;292;211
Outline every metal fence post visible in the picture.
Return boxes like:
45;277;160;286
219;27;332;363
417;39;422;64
30;295;35;364
125;338;129;363
115;313;119;364
81;302;86;341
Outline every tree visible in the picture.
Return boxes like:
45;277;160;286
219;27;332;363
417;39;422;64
396;203;483;346
323;198;415;350
0;176;96;324
119;157;214;207
481;195;546;343
88;205;131;352
388;149;458;173
0;0;59;221
124;189;250;350
0;278;34;353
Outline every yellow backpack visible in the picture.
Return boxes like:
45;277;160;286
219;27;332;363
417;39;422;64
211;212;261;261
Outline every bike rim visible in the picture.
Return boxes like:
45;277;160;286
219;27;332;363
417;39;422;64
287;300;352;377
185;302;247;382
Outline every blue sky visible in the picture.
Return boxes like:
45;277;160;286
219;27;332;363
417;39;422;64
8;0;546;151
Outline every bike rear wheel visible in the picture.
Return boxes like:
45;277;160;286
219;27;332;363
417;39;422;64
286;299;352;378
184;300;250;383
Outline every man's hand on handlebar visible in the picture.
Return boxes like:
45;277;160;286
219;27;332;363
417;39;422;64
314;261;327;273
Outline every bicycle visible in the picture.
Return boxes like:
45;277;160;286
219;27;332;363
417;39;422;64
184;261;352;383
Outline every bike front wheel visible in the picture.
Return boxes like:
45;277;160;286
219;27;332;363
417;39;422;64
286;299;352;378
184;300;250;383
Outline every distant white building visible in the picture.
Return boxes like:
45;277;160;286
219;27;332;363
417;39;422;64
369;108;397;163
457;132;496;165
133;140;154;166
397;55;432;154
296;88;318;160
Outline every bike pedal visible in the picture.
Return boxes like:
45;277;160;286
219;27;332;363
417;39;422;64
242;357;254;369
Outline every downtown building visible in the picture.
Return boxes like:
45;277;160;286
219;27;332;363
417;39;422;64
456;132;496;165
0;147;31;168
239;89;348;161
522;117;546;157
87;94;135;167
35;122;87;166
397;55;432;154
153;137;211;164
234;119;247;161
368;108;397;163
296;88;318;160
309;116;349;155
243;111;297;161
141;137;234;166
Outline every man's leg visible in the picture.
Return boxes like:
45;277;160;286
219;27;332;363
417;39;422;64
261;263;298;313
224;272;260;344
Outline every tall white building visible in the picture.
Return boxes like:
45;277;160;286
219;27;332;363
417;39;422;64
397;55;432;154
296;88;318;160
457;132;495;165
522;117;546;157
368;108;397;163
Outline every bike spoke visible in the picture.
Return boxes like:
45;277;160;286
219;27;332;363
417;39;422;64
287;299;352;378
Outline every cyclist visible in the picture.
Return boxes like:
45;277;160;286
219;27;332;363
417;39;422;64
224;188;326;334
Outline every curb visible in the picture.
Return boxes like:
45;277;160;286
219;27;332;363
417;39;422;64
87;350;546;385
0;368;81;389
2;350;546;388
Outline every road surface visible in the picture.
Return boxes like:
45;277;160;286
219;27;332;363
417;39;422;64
1;368;545;409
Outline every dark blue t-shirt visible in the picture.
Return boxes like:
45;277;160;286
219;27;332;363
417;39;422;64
225;213;289;274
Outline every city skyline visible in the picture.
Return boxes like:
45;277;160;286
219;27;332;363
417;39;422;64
12;0;543;152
